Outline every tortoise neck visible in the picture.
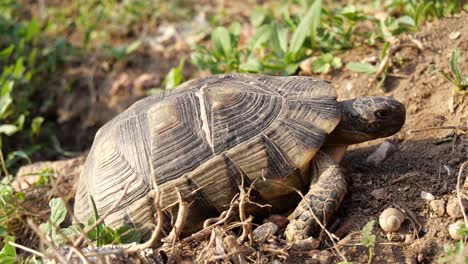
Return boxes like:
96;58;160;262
327;99;369;145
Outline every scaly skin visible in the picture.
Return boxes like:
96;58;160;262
285;152;347;242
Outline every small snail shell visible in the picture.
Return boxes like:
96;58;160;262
379;208;405;232
448;221;463;240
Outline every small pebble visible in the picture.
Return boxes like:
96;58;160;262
449;31;461;40
404;234;414;244
448;221;463;240
299;57;316;75
421;191;435;201
429;200;445;216
366;141;395;166
446;197;468;219
371;188;388;200
386;232;404;241
253;222;278;241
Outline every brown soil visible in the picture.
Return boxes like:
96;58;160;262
14;10;468;264
325;12;468;263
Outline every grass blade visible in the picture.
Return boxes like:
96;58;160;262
449;49;462;84
289;0;322;56
346;62;378;74
212;27;232;57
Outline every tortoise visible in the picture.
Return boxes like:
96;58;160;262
74;73;405;243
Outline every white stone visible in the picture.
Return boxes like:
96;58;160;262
421;191;435;201
366;141;395;166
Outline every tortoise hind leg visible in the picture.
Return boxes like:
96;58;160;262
285;152;347;243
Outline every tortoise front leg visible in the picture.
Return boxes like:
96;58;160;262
285;152;347;243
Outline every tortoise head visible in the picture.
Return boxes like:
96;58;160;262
329;96;406;144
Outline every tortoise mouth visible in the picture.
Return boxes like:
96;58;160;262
329;97;406;144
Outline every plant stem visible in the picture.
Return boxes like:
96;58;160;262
0;147;9;177
368;247;374;264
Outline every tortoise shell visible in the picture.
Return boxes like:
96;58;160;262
74;73;341;235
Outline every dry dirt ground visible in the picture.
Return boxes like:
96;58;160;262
322;11;468;263
14;11;468;264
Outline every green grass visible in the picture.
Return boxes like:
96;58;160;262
190;0;463;76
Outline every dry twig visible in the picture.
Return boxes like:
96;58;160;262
238;183;252;243
0;149;8;177
386;172;419;185
203;195;237;228
8;241;45;258
162;188;189;262
68;246;90;264
164;189;188;243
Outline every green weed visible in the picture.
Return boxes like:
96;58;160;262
384;0;463;25
191;22;246;73
0;234;16;264
39;198;141;249
162;59;185;90
147;59;186;95
346;62;378;74
345;41;390;75
106;40;142;61
191;1;325;75
361;220;377;264
191;0;462;76
0;0;72;171
0;174;24;235
429;48;467;94
310;53;343;74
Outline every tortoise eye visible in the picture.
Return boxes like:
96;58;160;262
375;109;391;119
